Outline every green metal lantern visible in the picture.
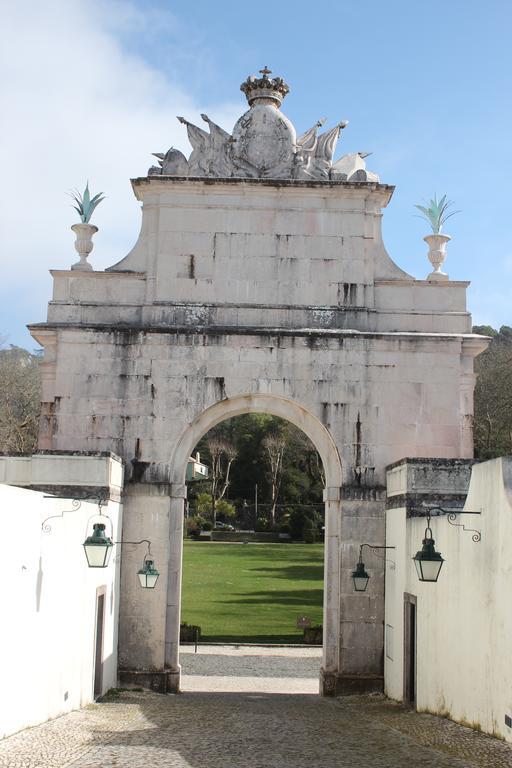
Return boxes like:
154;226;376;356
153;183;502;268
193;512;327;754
137;557;160;589
413;517;445;582
83;522;113;568
352;561;370;592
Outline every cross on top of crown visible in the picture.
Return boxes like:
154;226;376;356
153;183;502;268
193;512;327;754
259;66;272;77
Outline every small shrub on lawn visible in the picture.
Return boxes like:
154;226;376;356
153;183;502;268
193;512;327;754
185;516;207;537
303;517;316;543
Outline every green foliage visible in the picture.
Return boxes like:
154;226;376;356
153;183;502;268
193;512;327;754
215;498;236;519
473;325;497;338
194;492;213;517
473;325;512;459
288;509;318;540
189;413;325;529
414;194;459;234
185;516;206;537
192;493;236;523
302;517;316;544
181;541;324;642
69;181;105;223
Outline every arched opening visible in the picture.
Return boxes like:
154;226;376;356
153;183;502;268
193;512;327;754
165;394;343;696
170;394;343;489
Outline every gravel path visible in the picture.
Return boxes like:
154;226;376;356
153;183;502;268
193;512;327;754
180;644;321;692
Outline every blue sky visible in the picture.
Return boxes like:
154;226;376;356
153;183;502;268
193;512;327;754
1;0;511;349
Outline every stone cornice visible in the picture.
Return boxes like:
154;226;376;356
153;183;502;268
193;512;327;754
375;279;471;288
386;492;470;517
49;270;144;278
131;175;395;201
386;456;475;472
27;321;485;343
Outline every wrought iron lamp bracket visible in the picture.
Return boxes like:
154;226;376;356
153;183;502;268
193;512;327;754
423;505;482;542
42;494;108;534
112;539;153;565
358;543;397;569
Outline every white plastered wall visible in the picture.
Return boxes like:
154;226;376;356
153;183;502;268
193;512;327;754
0;484;122;738
384;457;512;742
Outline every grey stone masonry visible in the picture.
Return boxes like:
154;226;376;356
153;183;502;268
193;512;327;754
29;93;489;696
386;457;475;516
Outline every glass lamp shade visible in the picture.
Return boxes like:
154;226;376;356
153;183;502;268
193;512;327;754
83;523;113;568
137;559;160;589
352;561;370;592
413;536;444;582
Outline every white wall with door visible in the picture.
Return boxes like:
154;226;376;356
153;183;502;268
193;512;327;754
0;466;122;738
384;457;512;743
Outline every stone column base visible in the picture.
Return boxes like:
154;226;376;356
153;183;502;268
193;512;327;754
118;668;181;694
320;668;384;696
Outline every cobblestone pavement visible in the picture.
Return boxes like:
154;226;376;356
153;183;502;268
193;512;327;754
1;646;511;768
1;690;511;768
180;644;321;693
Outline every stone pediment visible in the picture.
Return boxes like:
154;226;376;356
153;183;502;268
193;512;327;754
148;68;380;183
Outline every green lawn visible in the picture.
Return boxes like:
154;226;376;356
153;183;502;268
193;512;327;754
181;541;324;643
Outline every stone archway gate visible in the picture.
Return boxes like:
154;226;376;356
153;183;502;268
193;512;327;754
29;70;485;695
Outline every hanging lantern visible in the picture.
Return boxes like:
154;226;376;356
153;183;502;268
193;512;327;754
352;561;370;592
83;522;113;568
413;516;445;582
137;557;160;589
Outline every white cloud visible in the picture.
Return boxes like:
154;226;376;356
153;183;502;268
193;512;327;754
0;0;240;344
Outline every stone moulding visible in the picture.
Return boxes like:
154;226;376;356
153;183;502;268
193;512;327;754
385;457;475;517
27;321;488;343
131;175;395;193
0;451;124;501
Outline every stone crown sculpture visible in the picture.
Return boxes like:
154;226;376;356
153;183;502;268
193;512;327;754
240;66;290;106
148;68;380;183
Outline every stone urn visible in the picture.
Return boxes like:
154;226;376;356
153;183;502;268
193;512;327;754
71;222;98;271
424;233;450;280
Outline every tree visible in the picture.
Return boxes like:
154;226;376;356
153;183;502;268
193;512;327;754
473;325;512;459
188;413;326;529
215;499;236;520
206;435;237;525
195;492;214;518
262;431;286;526
0;345;41;452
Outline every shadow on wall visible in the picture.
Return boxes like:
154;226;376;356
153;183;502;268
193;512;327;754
36;555;43;612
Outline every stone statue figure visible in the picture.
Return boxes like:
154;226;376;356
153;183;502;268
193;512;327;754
146;69;380;183
148;147;189;176
309;121;348;179
296;118;326;152
177;116;211;176
294;118;326;179
330;152;380;183
200;114;233;177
